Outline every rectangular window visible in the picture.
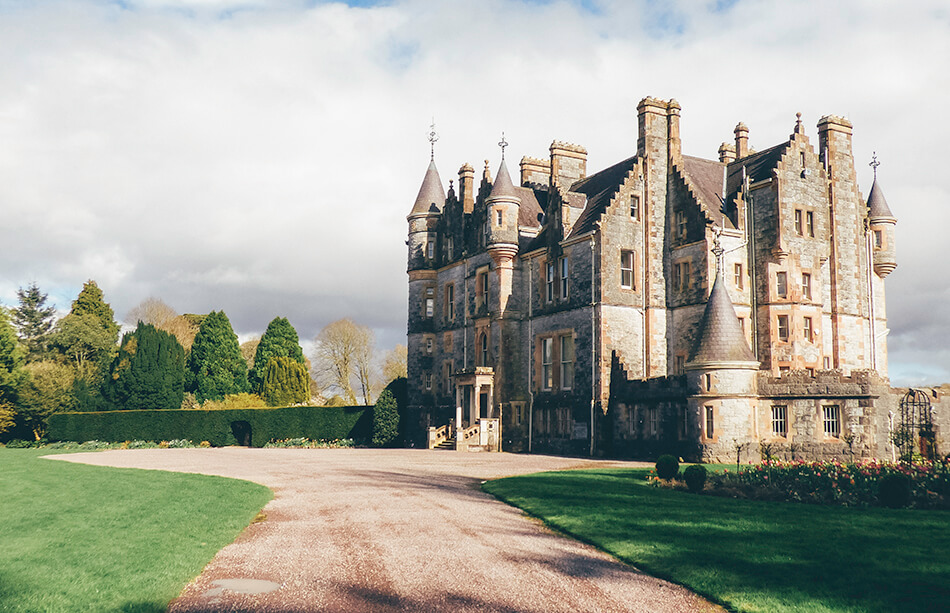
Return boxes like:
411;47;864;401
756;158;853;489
776;271;788;298
444;332;453;351
559;256;569;299
425;287;434;318
546;261;555;302
427;239;435;259
795;209;803;235
426;337;433;354
424;372;432;391
771;405;788;437
777;315;789;342
442;361;453;394
560;335;574;390
679;407;688;439
678;261;691;291
482;220;489;245
874;229;883;248
541;337;553;391
803;316;813;342
495;209;503;226
676;211;687;240
649;407;659;437
630;194;640;220
734;263;744;289
802;273;812;300
444;284;455;321
705;406;714;439
621;250;635;289
806;211;815;237
446;236;454;260
674;355;685;376
823;405;841;437
476;269;489;308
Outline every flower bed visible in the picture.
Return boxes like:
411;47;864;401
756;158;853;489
650;460;950;509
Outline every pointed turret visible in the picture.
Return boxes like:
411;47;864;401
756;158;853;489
866;156;897;278
409;160;446;217
687;273;757;367
486;155;521;249
488;158;518;201
867;178;894;220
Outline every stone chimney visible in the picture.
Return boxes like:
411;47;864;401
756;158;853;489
549;141;587;190
520;156;551;187
718;142;736;163
734;122;749;159
667;99;682;162
458;163;475;214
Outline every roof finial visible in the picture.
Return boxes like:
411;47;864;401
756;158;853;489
870;151;880;180
498;131;508;161
795;112;803;134
711;226;725;275
427;119;439;161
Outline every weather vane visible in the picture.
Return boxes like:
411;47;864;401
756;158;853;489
427;119;439;161
498;131;508;160
869;151;880;180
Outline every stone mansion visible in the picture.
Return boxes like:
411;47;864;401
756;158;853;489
406;96;946;461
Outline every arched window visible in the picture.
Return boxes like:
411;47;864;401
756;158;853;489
478;332;490;367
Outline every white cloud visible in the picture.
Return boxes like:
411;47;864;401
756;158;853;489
0;0;947;384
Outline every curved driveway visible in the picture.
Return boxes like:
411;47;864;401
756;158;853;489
54;448;722;612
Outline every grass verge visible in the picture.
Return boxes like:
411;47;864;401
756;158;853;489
483;468;950;613
0;449;273;612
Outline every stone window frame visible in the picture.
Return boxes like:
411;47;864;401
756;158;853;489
630;194;640;220
443;331;453;352
495;208;504;227
545;260;556;303
424;286;435;318
444;283;455;322
559;334;575;391
794;209;804;236
446;236;454;261
771;405;788;437
620;250;636;290
873;229;885;250
734;263;744;289
442;360;454;395
475;266;489;310
777;314;790;342
776;271;788;299
674;354;686;376
806;210;815;237
822;404;841;438
424;372;432;391
802;272;812;301
648;407;660;438
477;331;490;368
675;210;688;241
540;337;554;391
679;406;689;440
426;237;436;260
559;256;569;300
672;259;691;292
704;405;715;440
803;316;814;342
425;337;434;354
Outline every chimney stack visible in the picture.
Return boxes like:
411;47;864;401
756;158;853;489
718;142;736;164
734;122;749;159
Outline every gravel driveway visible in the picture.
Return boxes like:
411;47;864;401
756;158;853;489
53;448;723;612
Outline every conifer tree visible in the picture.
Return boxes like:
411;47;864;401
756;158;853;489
108;322;185;411
70;280;119;341
12;282;56;360
250;317;305;392
372;388;399;447
0;307;26;408
187;310;249;403
259;356;310;406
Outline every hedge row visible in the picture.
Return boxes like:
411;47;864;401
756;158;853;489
47;405;373;448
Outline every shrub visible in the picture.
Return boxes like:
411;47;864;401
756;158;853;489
656;454;680;480
107;323;185;411
878;472;912;509
260;357;310;407
372;389;400;447
684;464;707;493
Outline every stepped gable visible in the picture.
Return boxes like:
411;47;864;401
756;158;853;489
566;154;639;238
724;142;787;204
677;155;735;229
867;178;894;219
688;272;757;366
409;160;446;216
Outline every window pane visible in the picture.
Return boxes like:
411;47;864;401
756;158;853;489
777;272;787;298
560;335;574;390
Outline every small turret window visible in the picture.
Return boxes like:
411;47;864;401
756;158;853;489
427;239;435;260
496;209;503;227
705;406;715;438
874;230;883;249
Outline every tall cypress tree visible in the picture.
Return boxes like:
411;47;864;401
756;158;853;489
71;280;119;341
108;322;185;411
187;311;249;403
260;356;310;406
12;282;56;360
249;317;305;392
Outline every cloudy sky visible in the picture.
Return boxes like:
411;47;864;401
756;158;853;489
0;0;947;385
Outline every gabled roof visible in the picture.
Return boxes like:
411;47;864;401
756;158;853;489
516;186;546;228
409;160;445;217
687;272;757;366
678;155;735;229
567;155;638;238
724;142;787;201
867;178;895;219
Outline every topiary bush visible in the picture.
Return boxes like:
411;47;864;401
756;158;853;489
372;389;400;447
684;464;707;493
878;472;912;508
656;454;680;481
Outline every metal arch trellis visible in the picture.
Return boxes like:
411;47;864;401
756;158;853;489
896;388;936;461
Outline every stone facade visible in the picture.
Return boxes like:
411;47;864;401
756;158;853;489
406;96;943;461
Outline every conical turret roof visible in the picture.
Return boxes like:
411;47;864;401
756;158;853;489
409;160;445;217
488;158;519;201
687;272;757;366
867;178;894;219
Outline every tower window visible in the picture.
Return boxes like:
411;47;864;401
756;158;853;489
424;287;434;318
496;209;503;227
804;316;813;342
795;209;803;235
621;250;635;289
705;406;715;438
874;230;883;249
771;405;788;437
559;256;569;299
802;273;812;300
427;239;435;259
776;272;788;299
806;211;815;237
734;263;744;289
777;315;789;342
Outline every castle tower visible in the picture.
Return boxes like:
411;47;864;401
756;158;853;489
685;250;760;461
866;156;896;376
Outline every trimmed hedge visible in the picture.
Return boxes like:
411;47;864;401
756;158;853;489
48;405;372;448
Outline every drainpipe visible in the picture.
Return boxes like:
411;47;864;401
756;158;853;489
590;235;596;457
528;255;534;453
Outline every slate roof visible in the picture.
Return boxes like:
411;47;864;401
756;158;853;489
409;160;446;216
567;155;639;238
488;159;519;201
866;178;895;219
517;186;546;228
724;142;787;202
680;155;734;229
687;272;757;365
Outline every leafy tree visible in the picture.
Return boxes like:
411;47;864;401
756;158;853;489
126;298;199;351
382;344;408;384
240;337;260;369
49;314;117;372
70;280;120;341
259;356;310;407
313;318;376;405
12;282;56;360
187;311;249;403
0;401;14;436
0;307;26;406
372;389;399;447
17;361;78;439
107;323;185;411
250;317;305;392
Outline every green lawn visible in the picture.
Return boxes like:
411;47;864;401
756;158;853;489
483;468;950;613
0;449;273;613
